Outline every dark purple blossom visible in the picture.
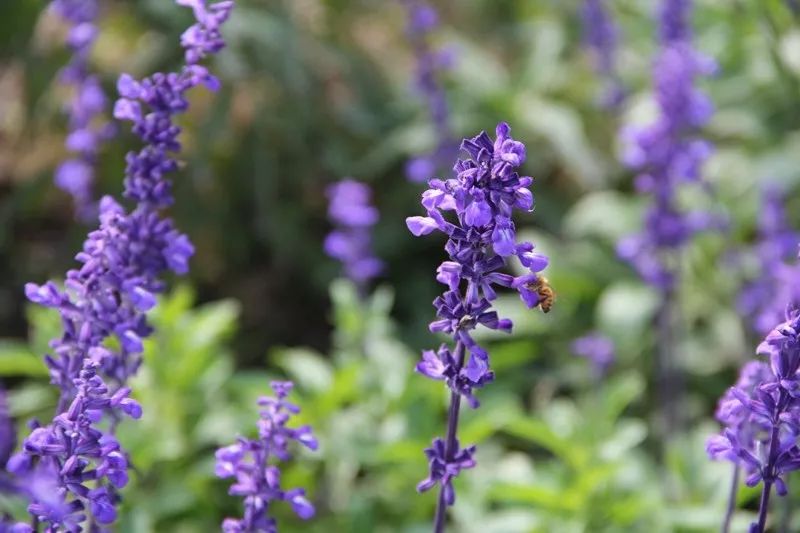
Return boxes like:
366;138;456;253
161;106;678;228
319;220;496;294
617;0;718;290
407;123;548;529
708;310;800;533
50;0;113;219
571;333;615;377
416;438;476;508
216;381;317;532
580;0;625;108
10;1;233;528
324;179;383;289
738;185;800;336
400;0;458;183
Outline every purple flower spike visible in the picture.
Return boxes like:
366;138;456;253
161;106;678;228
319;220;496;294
216;380;317;532
738;185;800;336
617;0;720;291
50;0;112;219
9;1;234;529
407;123;548;530
709;307;800;532
580;0;626;108
400;0;459;183
324;179;383;290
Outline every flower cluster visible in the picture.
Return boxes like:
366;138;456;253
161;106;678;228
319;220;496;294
617;0;718;290
216;381;317;532
738;185;800;336
571;333;615;377
324;180;383;290
707;310;800;532
400;0;458;183
10;1;233;528
8;363;141;527
580;0;625;108
51;0;112;219
407;122;548;518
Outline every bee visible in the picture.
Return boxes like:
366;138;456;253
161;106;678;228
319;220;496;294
530;276;555;313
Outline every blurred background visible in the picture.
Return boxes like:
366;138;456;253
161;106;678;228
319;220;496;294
1;0;800;531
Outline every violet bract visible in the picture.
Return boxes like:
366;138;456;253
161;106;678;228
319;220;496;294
407;122;548;532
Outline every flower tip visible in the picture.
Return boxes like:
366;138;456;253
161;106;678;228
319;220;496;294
495;121;510;138
406;216;437;236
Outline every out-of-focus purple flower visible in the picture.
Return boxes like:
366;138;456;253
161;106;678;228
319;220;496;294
324;179;383;289
50;0;113;219
738;185;800;336
400;0;458;183
407;123;548;525
12;2;233;528
617;0;719;290
580;0;626;108
216;381;317;532
571;333;615;376
708;309;800;533
658;0;692;44
0;387;15;470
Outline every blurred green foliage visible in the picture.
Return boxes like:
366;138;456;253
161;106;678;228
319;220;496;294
3;0;800;531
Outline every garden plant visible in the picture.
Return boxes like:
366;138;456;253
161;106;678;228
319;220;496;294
2;0;800;532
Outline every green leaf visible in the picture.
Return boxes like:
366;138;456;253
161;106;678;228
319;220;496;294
563;191;644;241
488;483;580;512
503;416;587;468
276;348;333;393
0;341;46;376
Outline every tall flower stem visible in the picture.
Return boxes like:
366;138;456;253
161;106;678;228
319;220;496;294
433;342;465;533
656;287;681;438
721;465;739;533
756;480;773;533
755;404;783;532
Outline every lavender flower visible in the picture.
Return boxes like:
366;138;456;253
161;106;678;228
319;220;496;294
7;363;141;527
51;0;112;219
707;310;800;533
400;0;458;183
407;122;548;531
324;179;383;290
738;185;800;336
580;0;625;108
571;333;615;377
216;381;317;532
617;0;717;290
9;1;233;528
